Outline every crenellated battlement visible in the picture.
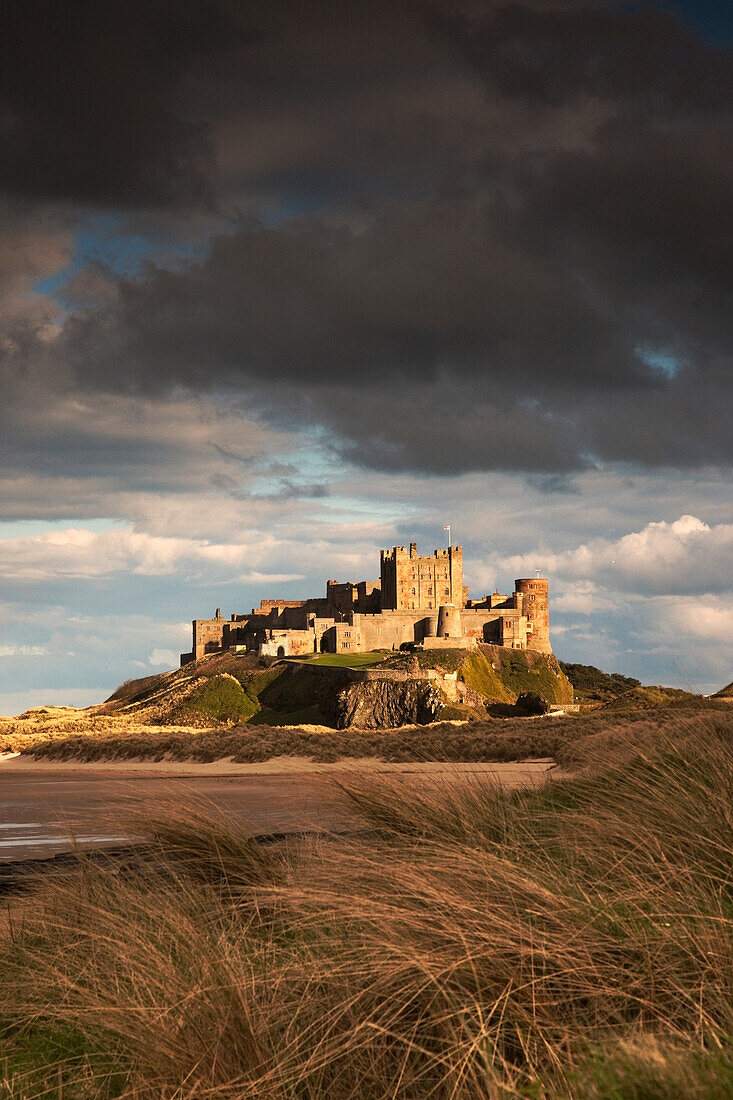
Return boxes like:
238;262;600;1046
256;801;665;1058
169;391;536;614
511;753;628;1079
182;541;553;664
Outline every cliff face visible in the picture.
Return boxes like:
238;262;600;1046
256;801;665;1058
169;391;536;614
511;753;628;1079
334;679;442;729
329;646;573;728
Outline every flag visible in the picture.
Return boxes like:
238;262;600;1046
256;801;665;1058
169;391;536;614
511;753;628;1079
444;525;450;530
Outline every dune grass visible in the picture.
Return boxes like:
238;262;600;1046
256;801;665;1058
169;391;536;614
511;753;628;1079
17;702;731;765
0;712;731;1097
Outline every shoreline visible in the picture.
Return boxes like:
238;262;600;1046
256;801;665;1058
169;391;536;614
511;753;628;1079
0;753;556;779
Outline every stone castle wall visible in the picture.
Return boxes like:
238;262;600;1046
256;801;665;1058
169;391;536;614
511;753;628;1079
181;542;553;664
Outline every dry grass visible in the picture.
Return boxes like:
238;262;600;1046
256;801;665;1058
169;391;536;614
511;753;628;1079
0;712;731;1097
12;717;577;764
10;701;731;767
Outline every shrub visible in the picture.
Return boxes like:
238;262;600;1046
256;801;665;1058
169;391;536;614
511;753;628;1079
514;690;549;715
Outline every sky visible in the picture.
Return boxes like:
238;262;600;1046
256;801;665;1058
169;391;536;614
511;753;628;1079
0;0;731;711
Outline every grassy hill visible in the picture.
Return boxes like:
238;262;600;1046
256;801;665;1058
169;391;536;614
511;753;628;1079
600;684;700;712
557;660;640;704
383;644;574;709
101;651;284;726
714;679;733;699
97;644;574;729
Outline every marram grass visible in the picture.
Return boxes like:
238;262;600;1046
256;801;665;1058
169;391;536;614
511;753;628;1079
0;711;730;1098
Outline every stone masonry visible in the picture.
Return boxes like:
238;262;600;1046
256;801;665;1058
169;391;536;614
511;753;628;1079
180;543;552;664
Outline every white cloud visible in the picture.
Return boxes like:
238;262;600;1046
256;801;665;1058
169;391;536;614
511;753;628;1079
654;596;733;644
0;527;277;582
465;515;733;694
0;644;49;657
147;648;179;668
0;520;391;589
0;688;107;717
551;581;618;615
238;571;305;583
488;515;733;597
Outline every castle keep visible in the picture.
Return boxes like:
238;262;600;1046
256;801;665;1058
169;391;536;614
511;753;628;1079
180;543;551;665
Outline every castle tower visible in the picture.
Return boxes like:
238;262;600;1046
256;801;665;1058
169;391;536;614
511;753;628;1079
515;578;551;653
380;544;464;611
436;603;462;639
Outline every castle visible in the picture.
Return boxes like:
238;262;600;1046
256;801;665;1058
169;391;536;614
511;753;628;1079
181;542;551;665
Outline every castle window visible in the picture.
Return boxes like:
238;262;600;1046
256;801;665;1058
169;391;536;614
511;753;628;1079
530;594;535;601
444;587;450;595
411;587;416;595
427;586;432;595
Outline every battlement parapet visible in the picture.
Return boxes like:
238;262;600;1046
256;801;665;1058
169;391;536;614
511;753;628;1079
183;542;553;665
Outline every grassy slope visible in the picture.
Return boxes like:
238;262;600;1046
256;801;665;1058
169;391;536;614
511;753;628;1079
557;660;640;703
485;645;574;703
383;644;574;707
252;664;348;726
602;684;699;711
2;714;731;1098
98;645;573;731
98;648;711;737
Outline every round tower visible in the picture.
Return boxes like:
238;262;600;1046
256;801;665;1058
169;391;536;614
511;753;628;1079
423;612;439;638
436;603;462;639
515;578;550;653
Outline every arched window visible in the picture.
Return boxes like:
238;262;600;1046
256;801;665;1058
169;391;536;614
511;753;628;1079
427;586;432;595
411;587;416;595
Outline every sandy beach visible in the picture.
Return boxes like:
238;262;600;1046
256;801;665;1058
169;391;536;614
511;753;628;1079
0;756;554;862
0;751;554;778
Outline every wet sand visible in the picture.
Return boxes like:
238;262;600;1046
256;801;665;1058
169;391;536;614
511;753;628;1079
0;758;554;861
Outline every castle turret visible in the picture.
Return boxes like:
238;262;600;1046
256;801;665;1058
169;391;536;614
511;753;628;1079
515;578;551;653
436;603;462;639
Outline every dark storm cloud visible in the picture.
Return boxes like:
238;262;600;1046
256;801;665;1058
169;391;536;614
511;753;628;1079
439;3;732;111
0;0;252;206
83;197;638;388
0;0;476;209
2;0;731;475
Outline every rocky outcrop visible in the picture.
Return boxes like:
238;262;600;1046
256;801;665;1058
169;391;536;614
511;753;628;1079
333;679;442;729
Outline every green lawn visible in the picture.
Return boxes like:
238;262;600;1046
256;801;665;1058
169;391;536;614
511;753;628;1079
305;652;387;667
